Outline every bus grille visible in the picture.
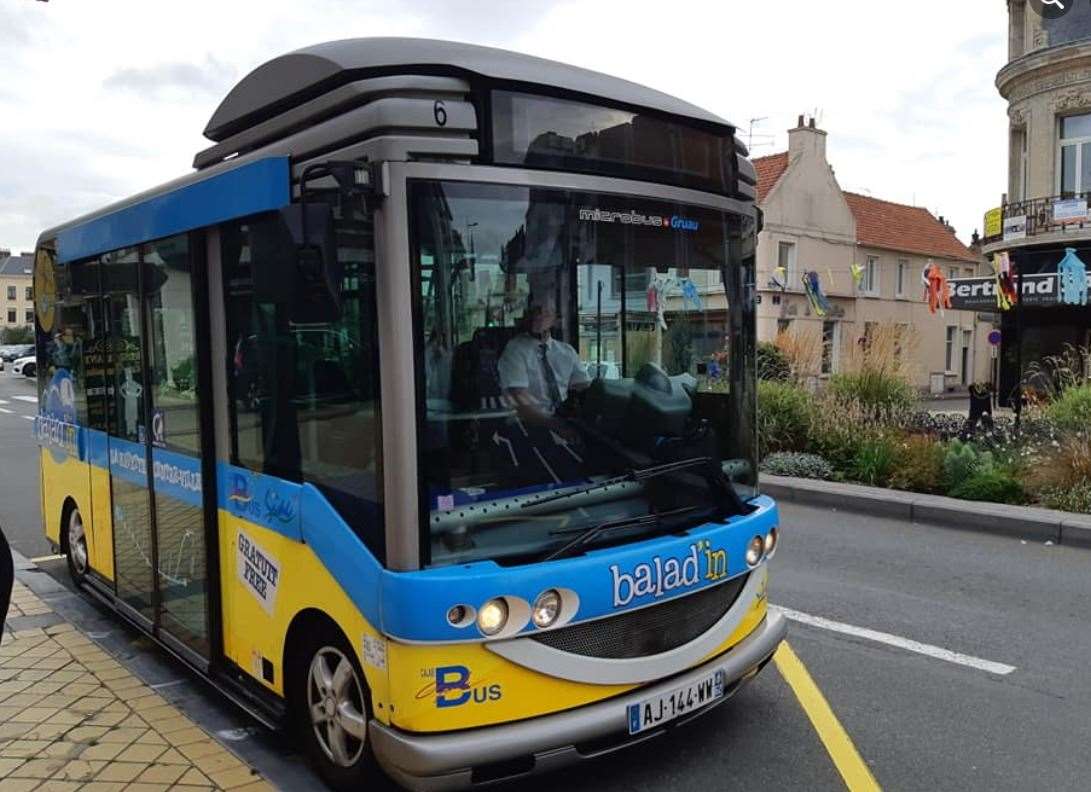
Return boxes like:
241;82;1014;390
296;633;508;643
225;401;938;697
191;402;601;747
530;574;749;659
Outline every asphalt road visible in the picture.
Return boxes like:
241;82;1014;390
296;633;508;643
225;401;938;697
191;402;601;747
3;370;1090;790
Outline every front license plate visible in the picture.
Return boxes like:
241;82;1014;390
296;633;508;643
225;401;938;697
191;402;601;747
627;670;726;734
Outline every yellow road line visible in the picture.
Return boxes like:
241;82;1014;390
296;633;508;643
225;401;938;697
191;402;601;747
775;640;881;792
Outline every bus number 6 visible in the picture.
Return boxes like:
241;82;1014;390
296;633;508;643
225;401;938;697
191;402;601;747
433;100;447;127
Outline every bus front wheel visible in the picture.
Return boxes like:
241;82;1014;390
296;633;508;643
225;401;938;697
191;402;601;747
292;623;382;790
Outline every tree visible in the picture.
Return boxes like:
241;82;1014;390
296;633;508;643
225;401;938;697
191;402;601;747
1;326;33;345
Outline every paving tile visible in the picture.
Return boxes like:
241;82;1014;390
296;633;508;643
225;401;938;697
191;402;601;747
0;757;25;776
19;723;71;742
0;723;35;741
192;752;245;776
113;744;166;764
121;783;170;792
77;743;126;762
50;758;107;781
34;782;81;792
78;783;127;792
93;762;147;783
206;765;260;789
133;763;185;785
36;743;84;761
163;728;208;748
64;726;110;743
9;757;68;778
0;778;42;792
176;742;222;762
1;739;53;758
174;768;212;786
98;727;146;745
11;708;56;725
226;782;276;792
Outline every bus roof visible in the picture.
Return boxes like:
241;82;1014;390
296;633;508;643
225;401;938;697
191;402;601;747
204;37;737;142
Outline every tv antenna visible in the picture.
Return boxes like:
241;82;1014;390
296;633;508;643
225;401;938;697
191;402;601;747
747;117;774;151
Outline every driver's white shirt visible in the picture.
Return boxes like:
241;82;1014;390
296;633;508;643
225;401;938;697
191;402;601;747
497;334;589;410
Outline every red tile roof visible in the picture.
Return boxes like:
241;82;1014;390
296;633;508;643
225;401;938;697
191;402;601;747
842;192;978;263
753;152;789;203
752;149;978;263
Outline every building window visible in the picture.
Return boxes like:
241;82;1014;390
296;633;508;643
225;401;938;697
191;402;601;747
24;286;31;300
862;256;879;295
821;321;839;375
945;326;957;372
1058;113;1091;195
24;310;33;324
778;241;798;289
896;259;907;298
6;309;14;323
948;266;958;282
776;318;791;335
6;286;14;300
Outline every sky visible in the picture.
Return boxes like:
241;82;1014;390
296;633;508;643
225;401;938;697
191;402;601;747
0;0;1008;253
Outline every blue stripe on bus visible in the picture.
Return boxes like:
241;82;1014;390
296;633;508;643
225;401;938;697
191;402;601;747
56;157;290;263
374;496;778;642
216;462;303;541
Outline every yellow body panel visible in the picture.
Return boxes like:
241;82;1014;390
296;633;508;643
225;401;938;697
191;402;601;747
216;510;392;724
39;449;89;552
88;464;114;581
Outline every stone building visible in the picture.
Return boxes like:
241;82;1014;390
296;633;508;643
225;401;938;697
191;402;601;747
754;120;992;391
0;251;34;331
977;1;1091;402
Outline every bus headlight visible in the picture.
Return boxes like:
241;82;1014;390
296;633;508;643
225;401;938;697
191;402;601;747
763;528;778;558
745;536;764;567
447;604;475;628
532;589;562;628
477;598;509;636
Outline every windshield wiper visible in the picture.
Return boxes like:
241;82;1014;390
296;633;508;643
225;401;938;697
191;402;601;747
540;505;699;562
521;456;714;510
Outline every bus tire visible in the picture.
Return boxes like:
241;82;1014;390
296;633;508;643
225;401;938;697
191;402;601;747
63;503;89;585
291;623;382;790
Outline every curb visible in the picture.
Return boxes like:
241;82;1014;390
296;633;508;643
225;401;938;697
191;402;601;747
761;474;1091;549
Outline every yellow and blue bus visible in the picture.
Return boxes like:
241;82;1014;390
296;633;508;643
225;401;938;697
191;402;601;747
33;38;784;790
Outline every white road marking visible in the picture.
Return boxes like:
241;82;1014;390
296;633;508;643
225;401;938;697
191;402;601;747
12;395;38;403
30;553;65;563
0;399;8;404
773;606;1017;676
0;408;12;414
22;415;35;421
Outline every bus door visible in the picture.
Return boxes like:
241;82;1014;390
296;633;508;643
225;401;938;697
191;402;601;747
102;238;212;663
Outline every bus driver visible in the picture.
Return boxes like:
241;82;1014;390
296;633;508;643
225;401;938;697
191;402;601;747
497;297;590;425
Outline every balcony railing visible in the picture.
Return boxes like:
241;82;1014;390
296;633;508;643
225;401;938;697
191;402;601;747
982;193;1091;245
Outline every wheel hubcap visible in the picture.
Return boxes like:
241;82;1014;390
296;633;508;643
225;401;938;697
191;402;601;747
68;510;88;575
307;646;367;767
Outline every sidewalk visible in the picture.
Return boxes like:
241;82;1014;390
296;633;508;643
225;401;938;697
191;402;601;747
1;579;276;792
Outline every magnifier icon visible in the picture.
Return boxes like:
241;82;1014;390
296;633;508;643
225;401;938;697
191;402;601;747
1042;0;1065;7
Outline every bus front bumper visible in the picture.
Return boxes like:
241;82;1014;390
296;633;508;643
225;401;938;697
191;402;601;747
369;610;786;791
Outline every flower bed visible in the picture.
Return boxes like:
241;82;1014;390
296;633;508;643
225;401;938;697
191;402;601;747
757;378;1091;514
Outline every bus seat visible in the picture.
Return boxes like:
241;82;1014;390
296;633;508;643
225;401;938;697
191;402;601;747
450;326;519;411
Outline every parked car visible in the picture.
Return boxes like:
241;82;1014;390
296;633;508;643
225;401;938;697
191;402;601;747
0;344;34;363
11;356;36;378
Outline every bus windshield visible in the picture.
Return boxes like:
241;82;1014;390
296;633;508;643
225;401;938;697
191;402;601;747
411;180;756;568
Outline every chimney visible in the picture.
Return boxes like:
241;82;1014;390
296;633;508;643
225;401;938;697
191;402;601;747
788;115;828;164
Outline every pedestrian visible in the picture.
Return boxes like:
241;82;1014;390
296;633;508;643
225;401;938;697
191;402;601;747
0;523;12;642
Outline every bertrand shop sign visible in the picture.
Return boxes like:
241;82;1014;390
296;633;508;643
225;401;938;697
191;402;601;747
946;273;1091;311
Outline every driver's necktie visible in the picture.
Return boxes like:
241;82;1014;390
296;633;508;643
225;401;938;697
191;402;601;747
539;342;563;412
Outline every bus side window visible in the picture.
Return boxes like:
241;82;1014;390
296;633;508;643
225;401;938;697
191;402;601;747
220;201;385;560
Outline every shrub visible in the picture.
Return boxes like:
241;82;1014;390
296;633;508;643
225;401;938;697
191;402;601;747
828;369;917;418
948;470;1026;505
760;451;834;480
943;440;994;491
757;380;814;457
757;341;790;382
849;435;900;486
1038;482;1091;514
889;435;946;494
1044;384;1091;434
